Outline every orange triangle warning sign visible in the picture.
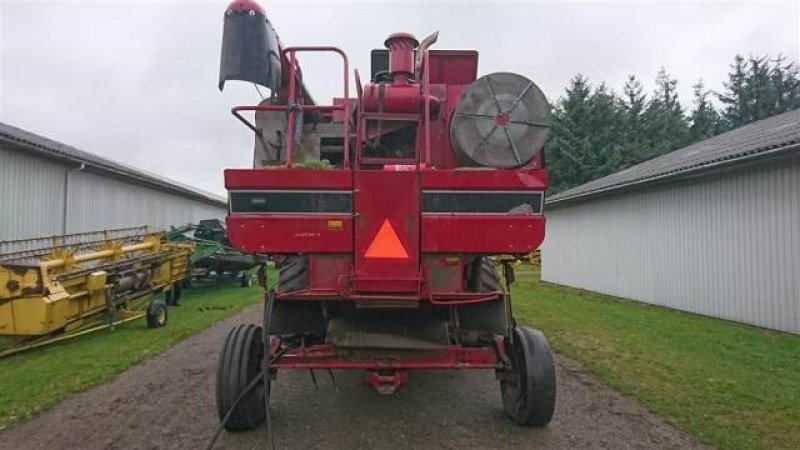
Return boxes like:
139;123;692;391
364;219;409;259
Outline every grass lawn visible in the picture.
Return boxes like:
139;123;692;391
513;267;800;450
0;281;263;429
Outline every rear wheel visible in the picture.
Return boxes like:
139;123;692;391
478;256;502;291
277;255;309;292
501;326;556;426
216;324;266;431
459;257;508;337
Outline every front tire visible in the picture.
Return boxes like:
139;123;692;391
216;324;266;431
501;326;556;426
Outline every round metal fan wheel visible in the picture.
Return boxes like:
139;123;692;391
450;72;551;168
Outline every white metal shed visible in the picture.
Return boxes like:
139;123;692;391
542;109;800;334
0;121;227;241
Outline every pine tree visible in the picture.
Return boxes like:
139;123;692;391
546;75;592;193
620;75;648;164
688;80;720;141
642;67;690;157
546;76;626;193
719;54;749;129
745;55;774;121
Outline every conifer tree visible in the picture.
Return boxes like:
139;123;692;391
689;80;720;141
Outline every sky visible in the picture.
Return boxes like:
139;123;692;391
1;0;798;196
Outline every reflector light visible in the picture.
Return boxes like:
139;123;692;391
365;219;409;259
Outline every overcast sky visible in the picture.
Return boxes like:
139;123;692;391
1;0;798;196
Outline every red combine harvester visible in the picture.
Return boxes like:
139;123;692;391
215;0;555;433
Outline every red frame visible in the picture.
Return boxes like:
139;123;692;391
269;339;507;371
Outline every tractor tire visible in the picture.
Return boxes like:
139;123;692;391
501;326;556;427
240;272;253;288
146;299;168;329
277;255;309;293
216;324;266;431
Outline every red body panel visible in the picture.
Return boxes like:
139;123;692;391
227;215;353;253
422;215;545;253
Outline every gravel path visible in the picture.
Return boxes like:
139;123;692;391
0;304;707;450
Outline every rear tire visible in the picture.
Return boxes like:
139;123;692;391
459;257;508;336
216;324;266;431
146;299;168;328
501;326;556;426
478;257;502;292
277;255;309;293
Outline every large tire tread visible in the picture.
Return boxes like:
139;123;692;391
502;326;556;427
215;324;266;431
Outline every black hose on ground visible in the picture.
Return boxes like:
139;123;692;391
205;344;288;450
205;368;264;450
263;289;276;450
207;289;288;450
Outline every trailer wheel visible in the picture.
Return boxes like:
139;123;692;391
240;272;253;288
166;284;182;306
146;299;168;329
501;326;556;426
216;324;266;431
173;284;182;305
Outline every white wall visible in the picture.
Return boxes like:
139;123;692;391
0;146;226;241
542;157;800;334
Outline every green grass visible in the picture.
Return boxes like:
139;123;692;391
513;267;800;450
0;281;262;429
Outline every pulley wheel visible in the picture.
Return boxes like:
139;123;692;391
450;72;551;168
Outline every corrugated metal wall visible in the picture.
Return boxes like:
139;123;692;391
0;146;226;241
542;157;800;334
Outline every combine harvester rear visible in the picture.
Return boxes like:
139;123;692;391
213;0;556;435
0;227;192;356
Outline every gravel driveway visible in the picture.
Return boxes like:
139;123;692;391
0;304;706;450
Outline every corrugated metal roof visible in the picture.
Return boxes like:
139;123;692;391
547;107;800;205
0;121;227;207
